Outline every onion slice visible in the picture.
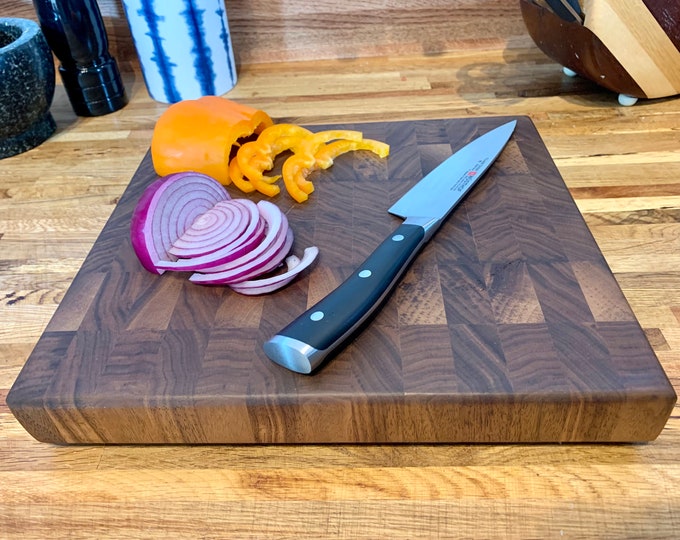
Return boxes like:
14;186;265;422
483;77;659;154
189;201;291;283
155;199;266;271
130;172;229;274
228;247;319;295
191;228;295;285
168;200;249;258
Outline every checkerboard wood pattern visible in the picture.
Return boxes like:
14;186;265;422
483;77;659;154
7;116;676;444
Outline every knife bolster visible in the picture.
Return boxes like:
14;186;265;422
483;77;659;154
263;335;320;374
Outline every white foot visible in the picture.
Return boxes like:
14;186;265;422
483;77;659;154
562;66;578;77
618;94;638;106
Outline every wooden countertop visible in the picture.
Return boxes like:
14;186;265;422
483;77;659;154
2;48;679;538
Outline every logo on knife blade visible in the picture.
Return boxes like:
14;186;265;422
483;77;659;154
450;157;490;192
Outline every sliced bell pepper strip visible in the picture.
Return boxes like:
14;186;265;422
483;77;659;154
228;157;256;194
233;124;313;195
281;154;316;203
281;138;391;203
283;130;366;196
234;141;279;195
234;127;363;197
253;124;313;154
251;175;281;197
232;144;281;197
236;124;312;187
292;130;364;156
151;96;273;185
314;138;390;168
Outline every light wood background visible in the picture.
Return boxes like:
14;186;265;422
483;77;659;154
2;1;680;538
3;0;532;64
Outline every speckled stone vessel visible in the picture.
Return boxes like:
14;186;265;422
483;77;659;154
0;18;56;159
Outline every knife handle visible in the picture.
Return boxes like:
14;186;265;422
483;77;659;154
264;221;428;374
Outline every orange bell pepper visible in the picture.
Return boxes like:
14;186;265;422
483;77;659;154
151;96;274;185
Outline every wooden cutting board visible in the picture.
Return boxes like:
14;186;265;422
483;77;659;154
7;116;676;444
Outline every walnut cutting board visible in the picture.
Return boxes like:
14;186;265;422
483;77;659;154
7;116;676;444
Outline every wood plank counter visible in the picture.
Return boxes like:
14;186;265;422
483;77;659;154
2;47;680;537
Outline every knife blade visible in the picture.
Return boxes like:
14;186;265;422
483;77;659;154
264;120;517;374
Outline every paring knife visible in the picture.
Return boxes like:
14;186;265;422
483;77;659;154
264;120;517;374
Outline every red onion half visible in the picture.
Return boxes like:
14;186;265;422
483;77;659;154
130;172;318;294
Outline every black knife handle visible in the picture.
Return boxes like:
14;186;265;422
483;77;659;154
264;221;427;374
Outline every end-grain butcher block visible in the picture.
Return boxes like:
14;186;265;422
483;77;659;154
7;116;676;444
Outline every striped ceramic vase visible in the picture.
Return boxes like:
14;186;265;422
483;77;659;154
121;0;237;103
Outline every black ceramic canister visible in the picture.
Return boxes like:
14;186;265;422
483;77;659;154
33;0;128;116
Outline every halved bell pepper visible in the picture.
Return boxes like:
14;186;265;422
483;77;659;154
151;96;273;185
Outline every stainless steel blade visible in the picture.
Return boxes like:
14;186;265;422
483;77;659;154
389;120;517;230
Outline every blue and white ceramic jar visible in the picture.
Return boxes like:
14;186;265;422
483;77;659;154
121;0;237;103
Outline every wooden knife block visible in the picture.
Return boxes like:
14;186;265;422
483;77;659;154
521;0;680;101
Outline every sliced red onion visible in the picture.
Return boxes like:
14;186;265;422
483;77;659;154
155;199;266;272
234;227;294;281
168;201;245;258
192;227;294;285
130;172;230;274
229;247;319;295
167;199;260;259
130;172;317;294
189;200;290;284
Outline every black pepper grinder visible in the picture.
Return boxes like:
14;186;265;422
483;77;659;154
32;0;128;116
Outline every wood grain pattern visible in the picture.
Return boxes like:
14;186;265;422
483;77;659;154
6;116;675;444
3;0;531;65
2;17;680;538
